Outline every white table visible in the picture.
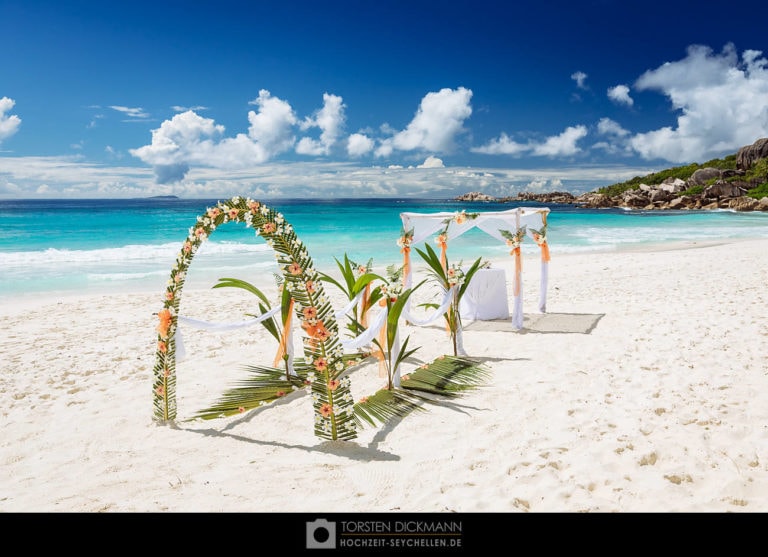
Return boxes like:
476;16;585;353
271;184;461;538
459;268;509;321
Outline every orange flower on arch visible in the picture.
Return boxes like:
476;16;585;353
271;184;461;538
262;222;276;234
305;280;316;294
248;201;260;213
319;403;333;418
314;357;328;372
328;379;340;391
275;390;286;397
303;306;318;321
315;323;331;342
288;262;302;275
207;207;221;219
157;309;173;338
303;319;329;342
157;341;167;353
227;208;240;220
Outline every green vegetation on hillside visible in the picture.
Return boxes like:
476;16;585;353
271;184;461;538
745;159;768;198
598;155;737;197
597;152;768;199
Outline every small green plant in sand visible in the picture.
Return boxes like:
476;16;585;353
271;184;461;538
413;242;484;357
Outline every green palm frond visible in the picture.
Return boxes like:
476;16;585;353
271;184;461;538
352;355;491;429
316;269;347;296
193;364;308;420
213;276;272;305
401;356;491;397
414;243;446;283
212;277;284;342
457;257;484;299
500;226;527;244
393;334;419;372
194;353;371;421
352;388;427;428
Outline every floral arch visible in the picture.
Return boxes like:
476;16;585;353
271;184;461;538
152;196;357;441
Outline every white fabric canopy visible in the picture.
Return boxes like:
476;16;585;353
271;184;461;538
400;207;549;246
399;207;551;330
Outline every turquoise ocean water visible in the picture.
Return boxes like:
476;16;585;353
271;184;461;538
2;197;768;301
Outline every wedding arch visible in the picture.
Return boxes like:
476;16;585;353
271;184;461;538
397;207;551;329
152;196;358;440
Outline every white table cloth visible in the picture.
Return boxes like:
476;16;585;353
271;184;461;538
459;268;509;321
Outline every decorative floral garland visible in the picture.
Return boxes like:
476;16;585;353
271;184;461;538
434;211;479;269
530;225;551;262
450;209;478;226
444;263;466;288
152;196;357;441
500;226;527;298
397;227;414;289
501;226;527;252
396;227;413;251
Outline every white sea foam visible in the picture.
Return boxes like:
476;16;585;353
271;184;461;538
0;241;271;267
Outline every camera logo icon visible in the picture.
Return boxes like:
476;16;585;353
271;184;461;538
306;519;336;549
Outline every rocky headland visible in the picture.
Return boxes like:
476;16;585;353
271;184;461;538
456;137;768;211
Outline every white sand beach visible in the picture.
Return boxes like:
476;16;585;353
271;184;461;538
1;237;767;513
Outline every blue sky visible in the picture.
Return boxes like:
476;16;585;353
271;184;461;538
1;0;767;199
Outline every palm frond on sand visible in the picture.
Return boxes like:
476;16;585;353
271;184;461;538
193;354;372;421
353;355;491;428
402;355;491;397
353;388;427;428
192;365;307;420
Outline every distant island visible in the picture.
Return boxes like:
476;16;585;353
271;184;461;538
146;195;179;199
456;137;768;212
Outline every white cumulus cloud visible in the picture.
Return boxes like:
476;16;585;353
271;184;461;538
532;125;588;156
597;118;629;137
0;97;22;142
629;43;768;163
571;71;588;89
607;84;634;106
417;155;444;168
473;125;587;157
470;133;529;155
130;110;225;165
130;87;479;181
246;89;298;156
347;133;375;157
296;93;345;156
593;118;632;155
389;87;473;153
131;90;299;183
